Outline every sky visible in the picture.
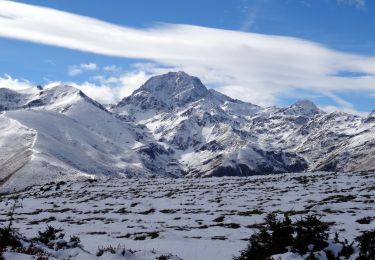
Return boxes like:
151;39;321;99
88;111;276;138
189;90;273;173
0;0;374;114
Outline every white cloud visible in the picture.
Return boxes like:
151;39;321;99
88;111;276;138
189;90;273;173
68;63;98;76
70;82;116;104
320;105;369;116
0;1;375;108
80;63;97;70
103;65;119;72
68;67;83;76
337;0;366;9
0;74;34;91
240;5;258;31
44;59;55;65
318;91;368;116
88;65;173;103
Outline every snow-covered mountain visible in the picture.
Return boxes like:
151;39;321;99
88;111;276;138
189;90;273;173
0;71;374;191
114;71;374;177
0;84;179;192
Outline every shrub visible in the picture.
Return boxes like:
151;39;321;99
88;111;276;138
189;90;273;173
0;198;22;252
68;235;81;248
233;213;293;260
36;226;81;250
293;215;329;254
356;216;373;225
233;214;331;260
96;245;117;256
0;226;22;251
356;229;375;260
37;226;64;245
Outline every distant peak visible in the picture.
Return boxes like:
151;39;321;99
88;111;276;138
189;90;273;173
46;84;81;94
140;71;205;89
0;87;21;95
175;71;189;76
131;71;209;107
286;99;321;117
292;99;318;108
364;110;375;123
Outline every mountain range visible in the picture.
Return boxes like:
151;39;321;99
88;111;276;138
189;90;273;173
0;71;374;192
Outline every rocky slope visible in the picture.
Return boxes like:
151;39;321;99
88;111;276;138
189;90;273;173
114;71;374;177
0;71;374;190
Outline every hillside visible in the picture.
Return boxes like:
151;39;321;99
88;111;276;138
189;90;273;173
0;72;374;191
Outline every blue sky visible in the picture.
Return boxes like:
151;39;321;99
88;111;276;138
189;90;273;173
0;0;374;113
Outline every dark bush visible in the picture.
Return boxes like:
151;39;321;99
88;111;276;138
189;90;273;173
293;215;329;254
233;213;293;260
96;245;116;256
0;226;22;251
37;226;64;245
356;229;375;260
0;199;22;252
234;214;331;260
68;235;81;248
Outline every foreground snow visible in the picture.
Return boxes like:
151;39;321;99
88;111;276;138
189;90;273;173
0;171;374;259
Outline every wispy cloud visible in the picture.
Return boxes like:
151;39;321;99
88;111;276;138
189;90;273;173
337;0;366;9
103;65;119;72
319;91;369;116
239;1;258;32
0;0;374;111
68;63;98;76
88;63;173;103
0;74;33;91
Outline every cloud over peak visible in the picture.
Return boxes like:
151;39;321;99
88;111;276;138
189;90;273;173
0;0;374;112
68;63;98;76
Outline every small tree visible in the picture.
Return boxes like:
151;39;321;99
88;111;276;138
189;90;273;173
234;214;332;260
0;198;22;253
356;229;375;260
293;215;329;254
234;213;294;260
37;226;64;246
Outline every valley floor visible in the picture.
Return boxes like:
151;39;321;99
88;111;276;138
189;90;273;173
0;171;374;260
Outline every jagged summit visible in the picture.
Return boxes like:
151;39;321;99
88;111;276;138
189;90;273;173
286;99;322;117
24;85;108;112
117;71;209;111
139;71;208;96
364;110;375;123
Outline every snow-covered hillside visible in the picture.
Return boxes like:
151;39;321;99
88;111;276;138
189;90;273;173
0;71;374;191
0;84;180;192
114;71;375;177
0;171;374;259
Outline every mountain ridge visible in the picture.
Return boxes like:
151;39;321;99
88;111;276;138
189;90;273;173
0;71;374;191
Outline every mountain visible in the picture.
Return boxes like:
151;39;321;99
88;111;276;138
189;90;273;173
0;85;179;192
0;86;38;110
0;71;374;191
114;71;374;176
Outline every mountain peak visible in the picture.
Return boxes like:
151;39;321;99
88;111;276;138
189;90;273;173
44;84;82;95
293;99;317;108
118;71;210;111
138;71;208;99
364;110;375;123
24;84;107;112
286;99;321;117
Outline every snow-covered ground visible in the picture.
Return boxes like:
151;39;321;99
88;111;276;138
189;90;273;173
1;171;374;259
